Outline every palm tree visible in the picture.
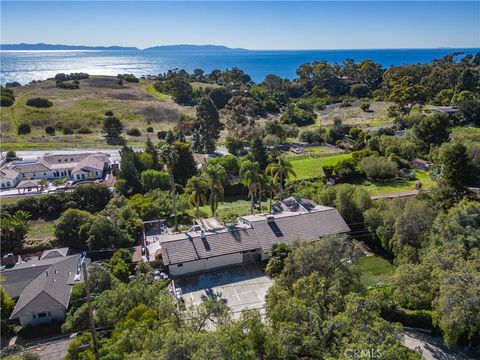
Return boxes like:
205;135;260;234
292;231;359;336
266;156;296;200
264;174;281;213
185;175;208;219
158;143;179;231
204;163;227;218
240;160;262;215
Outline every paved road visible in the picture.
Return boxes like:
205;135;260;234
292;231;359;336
403;328;478;360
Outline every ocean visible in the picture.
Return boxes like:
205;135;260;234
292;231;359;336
1;48;478;85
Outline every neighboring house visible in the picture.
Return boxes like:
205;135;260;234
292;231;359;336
0;169;21;189
0;153;110;189
147;197;350;276
0;249;83;328
410;158;431;171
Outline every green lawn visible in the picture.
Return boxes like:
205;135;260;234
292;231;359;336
356;255;395;286
24;219;56;252
289;153;352;180
363;170;435;196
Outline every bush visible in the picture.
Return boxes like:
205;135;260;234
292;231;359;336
18;123;31;135
26;98;53;108
340;99;351;108
0;96;14;107
6;150;16;158
157;130;167;140
77;126;92;134
45;126;55;135
360;103;371;112
146;126;154;133
280;104;316;127
5;81;21;87
126;128;141;136
350;83;370;98
359;156;398;180
105;110;114;117
62;126;74;135
118;74;139;83
300;130;323;144
56;81;79;89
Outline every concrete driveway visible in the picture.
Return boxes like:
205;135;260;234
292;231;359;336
176;264;273;316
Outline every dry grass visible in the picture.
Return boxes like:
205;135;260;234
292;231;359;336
0;76;194;150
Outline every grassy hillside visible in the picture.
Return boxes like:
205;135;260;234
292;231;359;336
0;76;194;150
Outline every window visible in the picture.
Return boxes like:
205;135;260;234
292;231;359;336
177;264;183;267
32;315;37;319
37;312;47;318
76;174;80;180
7;182;11;187
47;311;52;316
1;184;4;188
70;158;73;161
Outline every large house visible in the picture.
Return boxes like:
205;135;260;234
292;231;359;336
0;152;111;189
0;248;83;328
146;197;351;276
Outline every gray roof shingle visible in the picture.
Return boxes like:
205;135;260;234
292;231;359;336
1;254;83;319
161;227;259;265
248;209;351;252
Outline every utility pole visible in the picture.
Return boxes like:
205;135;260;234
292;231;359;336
82;260;100;360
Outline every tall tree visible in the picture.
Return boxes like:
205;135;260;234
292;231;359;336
250;135;268;170
204;163;227;218
145;136;160;169
240;160;262;215
0;210;30;255
223;96;259;142
266;156;296;200
102;116;124;144
117;146;142;195
192;97;222;154
158;143;180;231
185;175;208;219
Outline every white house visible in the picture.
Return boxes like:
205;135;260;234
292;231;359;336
147;197;351;277
0;153;110;189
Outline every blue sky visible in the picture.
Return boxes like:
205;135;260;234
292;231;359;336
1;1;479;50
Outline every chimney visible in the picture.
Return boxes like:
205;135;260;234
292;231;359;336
45;270;48;277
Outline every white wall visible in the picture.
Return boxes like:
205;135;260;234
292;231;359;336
1;178;19;188
19;309;65;328
169;252;244;276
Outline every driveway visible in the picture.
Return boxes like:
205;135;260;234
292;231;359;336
403;328;479;360
176;264;273;316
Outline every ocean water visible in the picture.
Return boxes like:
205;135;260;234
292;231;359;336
1;48;478;85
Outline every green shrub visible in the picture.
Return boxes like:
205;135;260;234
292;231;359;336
17;123;31;135
45;126;55;135
6;150;16;158
105;110;114;117
146;126;154;133
157;130;167;140
360;103;371;112
77;127;92;134
62;126;74;135
56;81;79;89
126;128;141;137
26;98;53;108
118;74;139;83
0;96;14;107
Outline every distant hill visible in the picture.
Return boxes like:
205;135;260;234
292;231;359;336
142;44;247;52
0;43;139;51
0;43;247;52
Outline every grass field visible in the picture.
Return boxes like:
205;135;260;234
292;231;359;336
364;170;435;196
0;76;193;150
356;255;395;286
289;153;352;180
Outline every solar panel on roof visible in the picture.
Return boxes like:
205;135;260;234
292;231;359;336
268;221;284;237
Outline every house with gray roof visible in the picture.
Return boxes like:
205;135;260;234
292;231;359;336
0;249;83;328
148;197;350;276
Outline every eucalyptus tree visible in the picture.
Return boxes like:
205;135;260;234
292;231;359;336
266;156;296;200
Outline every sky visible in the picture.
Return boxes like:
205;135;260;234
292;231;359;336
1;1;479;50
